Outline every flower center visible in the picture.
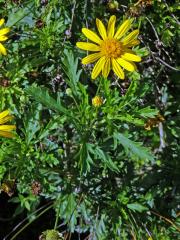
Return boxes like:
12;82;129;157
100;39;123;59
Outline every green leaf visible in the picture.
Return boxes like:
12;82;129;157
38;118;59;140
135;106;159;118
113;132;154;162
113;114;144;126
6;7;34;27
26;85;69;115
95;146;119;172
127;203;148;213
23;103;42;144
61;50;82;97
134;46;149;57
87;144;119;172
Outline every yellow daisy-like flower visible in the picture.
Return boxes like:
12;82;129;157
0;18;10;55
76;15;141;80
92;96;103;107
0;110;16;138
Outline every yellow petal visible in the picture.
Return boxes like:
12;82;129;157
76;42;100;51
122;29;139;45
82;28;102;44
0;28;10;36
96;18;107;40
0;43;7;55
107;15;116;38
112;58;125;79
0;130;14;138
0;110;10;120
0;115;13;124
116;58;135;72
82;52;102;65
0;125;16;131
0;35;8;41
124;39;140;47
91;56;106;79
102;58;111;78
0;18;5;27
114;19;132;40
128;61;138;71
121;52;141;62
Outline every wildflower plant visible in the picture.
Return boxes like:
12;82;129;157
0;0;179;239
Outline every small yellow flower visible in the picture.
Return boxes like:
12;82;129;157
92;96;103;107
0;110;16;138
76;15;141;79
0;18;10;55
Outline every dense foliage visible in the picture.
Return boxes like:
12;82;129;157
0;0;179;239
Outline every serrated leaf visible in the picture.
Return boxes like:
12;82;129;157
38;118;59;140
87;144;119;172
62;50;82;96
114;114;144;126
23;103;42;144
78;143;94;173
136;107;159;118
113;132;154;162
26;85;69;115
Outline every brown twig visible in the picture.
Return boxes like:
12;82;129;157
151;210;180;232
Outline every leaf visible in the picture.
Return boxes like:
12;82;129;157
6;7;34;27
113;114;144;126
119;80;138;109
23;103;42;144
113;132;154;162
38;118;59;140
135;106;159;118
26;85;69;116
95;146;119;172
133;46;149;57
64;194;77;232
127;203;148;213
87;144;119;172
61;50;82;96
76;143;94;173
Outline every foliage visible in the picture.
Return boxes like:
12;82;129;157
0;0;179;239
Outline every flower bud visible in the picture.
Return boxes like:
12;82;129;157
92;96;103;107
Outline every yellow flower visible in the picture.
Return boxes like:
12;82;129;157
76;15;141;80
0;110;16;138
0;18;10;55
92;96;103;107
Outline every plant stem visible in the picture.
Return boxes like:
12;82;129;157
54;197;61;230
9;204;53;240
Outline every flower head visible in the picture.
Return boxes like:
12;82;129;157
92;96;103;107
0;18;10;55
40;229;63;240
0;110;16;138
76;15;141;79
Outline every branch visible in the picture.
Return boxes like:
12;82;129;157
155;57;180;71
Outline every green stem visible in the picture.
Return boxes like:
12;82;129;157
54;197;61;230
9;204;53;240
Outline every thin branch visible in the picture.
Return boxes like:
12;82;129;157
155;57;179;71
151;210;180;232
145;17;160;42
